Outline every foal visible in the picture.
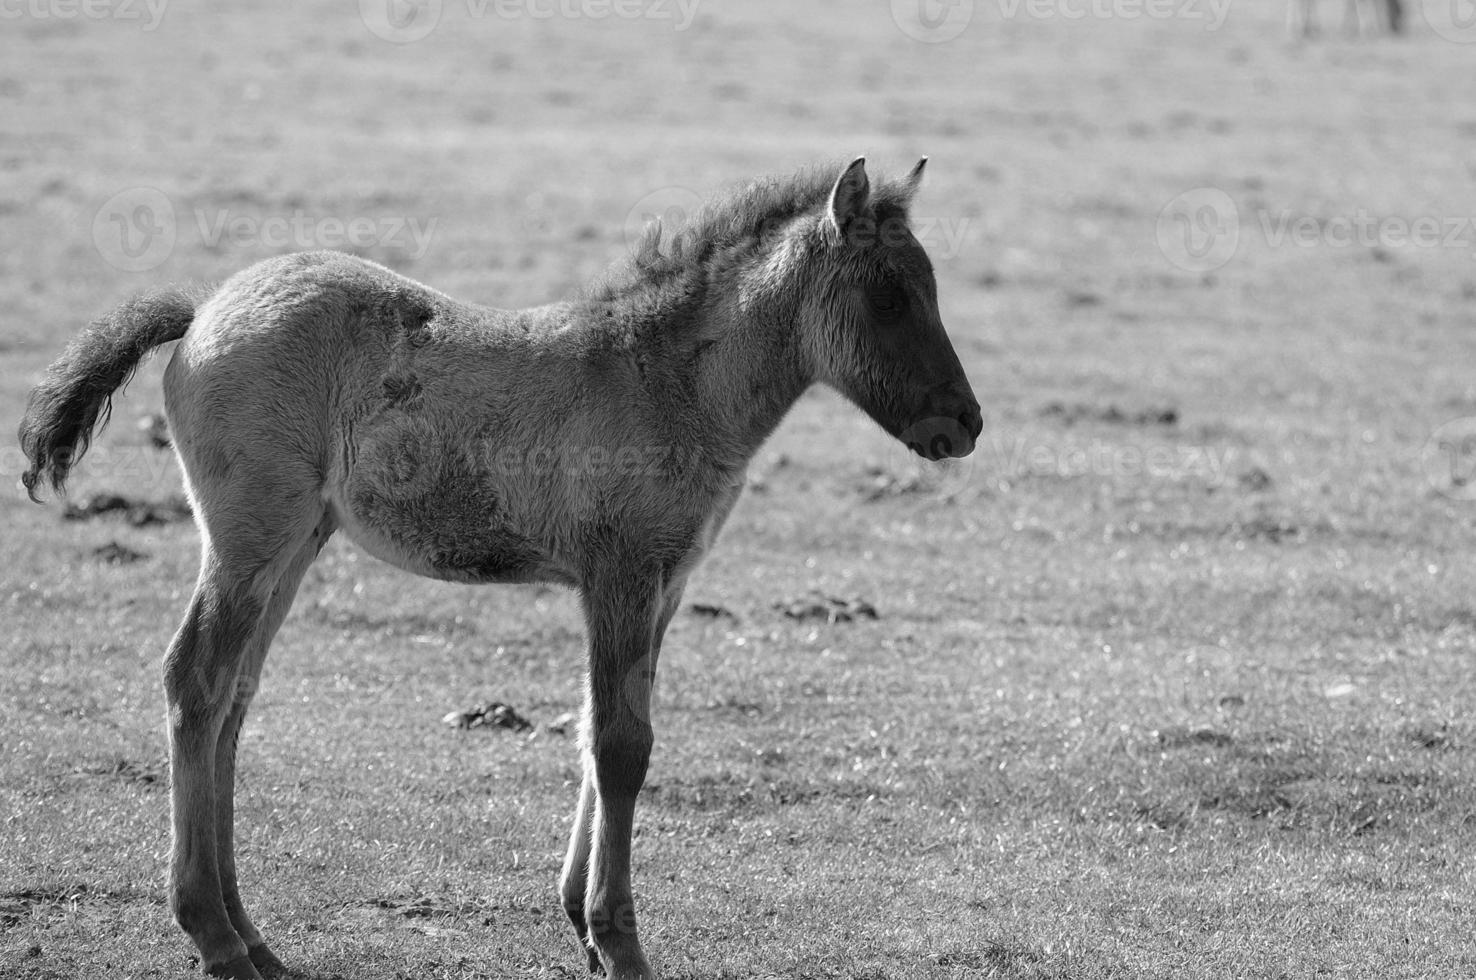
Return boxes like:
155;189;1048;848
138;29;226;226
18;158;981;980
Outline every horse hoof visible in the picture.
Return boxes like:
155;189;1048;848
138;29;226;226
205;954;263;980
248;943;289;978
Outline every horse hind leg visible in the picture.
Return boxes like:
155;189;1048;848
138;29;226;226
164;556;273;979
164;481;329;979
213;511;335;978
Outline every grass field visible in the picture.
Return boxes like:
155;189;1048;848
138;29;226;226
4;1;1476;977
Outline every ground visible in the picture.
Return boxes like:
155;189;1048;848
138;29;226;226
2;1;1475;978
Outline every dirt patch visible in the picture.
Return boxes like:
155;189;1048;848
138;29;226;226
689;602;737;621
1154;726;1234;749
441;701;533;733
1402;722;1459;751
78;758;163;786
775;592;879;624
91;541;148;564
1195;770;1441;833
63;493;191;527
0;884;157;926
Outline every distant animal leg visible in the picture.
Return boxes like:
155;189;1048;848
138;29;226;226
1289;0;1319;36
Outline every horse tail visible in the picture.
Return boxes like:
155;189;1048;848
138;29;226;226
18;286;203;502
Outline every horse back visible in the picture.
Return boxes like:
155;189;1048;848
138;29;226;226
165;251;731;590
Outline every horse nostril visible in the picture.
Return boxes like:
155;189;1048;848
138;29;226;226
929;434;954;458
958;407;983;440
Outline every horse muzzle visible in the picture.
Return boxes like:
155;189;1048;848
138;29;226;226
901;397;983;461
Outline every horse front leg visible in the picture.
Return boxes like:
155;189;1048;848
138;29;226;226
573;574;673;980
559;772;600;974
562;579;685;975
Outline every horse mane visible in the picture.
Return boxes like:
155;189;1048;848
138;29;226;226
588;163;916;306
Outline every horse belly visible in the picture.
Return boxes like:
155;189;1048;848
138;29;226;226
328;415;574;586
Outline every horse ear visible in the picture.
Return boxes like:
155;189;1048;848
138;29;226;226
901;157;928;203
828;157;871;237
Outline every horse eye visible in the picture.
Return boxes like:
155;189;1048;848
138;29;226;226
865;286;905;318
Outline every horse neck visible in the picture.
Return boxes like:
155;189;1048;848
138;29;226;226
626;269;812;471
696;296;812;462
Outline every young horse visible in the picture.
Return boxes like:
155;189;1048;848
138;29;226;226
18;158;981;980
